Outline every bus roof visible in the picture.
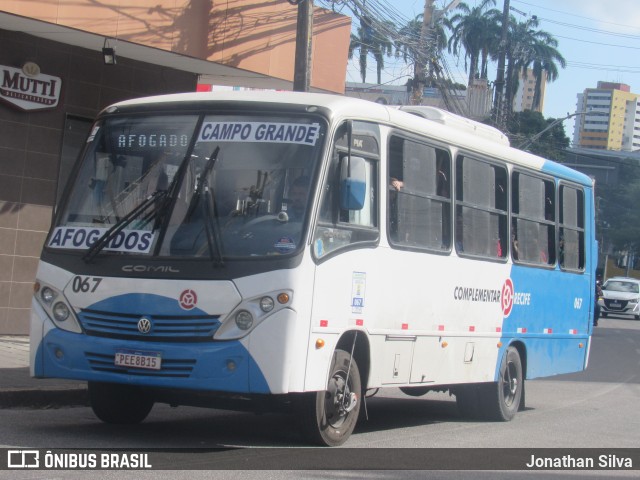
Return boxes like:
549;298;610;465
108;91;593;187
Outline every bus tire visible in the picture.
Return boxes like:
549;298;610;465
296;349;361;447
89;382;154;424
481;346;523;421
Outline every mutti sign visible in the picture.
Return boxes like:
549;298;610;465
0;63;62;111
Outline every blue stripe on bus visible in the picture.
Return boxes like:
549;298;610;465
35;326;270;394
497;265;590;380
76;293;222;340
540;159;592;185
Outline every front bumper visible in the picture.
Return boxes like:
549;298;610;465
599;299;640;317
32;326;271;394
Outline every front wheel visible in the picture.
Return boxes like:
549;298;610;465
481;346;523;421
296;349;361;446
89;382;154;424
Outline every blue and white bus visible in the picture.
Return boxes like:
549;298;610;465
31;92;596;446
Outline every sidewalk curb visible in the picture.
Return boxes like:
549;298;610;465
0;387;89;409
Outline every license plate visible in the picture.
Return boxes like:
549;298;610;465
115;350;161;370
610;302;621;308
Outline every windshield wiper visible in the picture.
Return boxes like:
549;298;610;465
201;177;225;266
184;147;224;266
82;189;168;263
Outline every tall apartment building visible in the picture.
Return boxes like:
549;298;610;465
572;82;640;151
513;68;546;113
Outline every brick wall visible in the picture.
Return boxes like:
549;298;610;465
0;30;197;333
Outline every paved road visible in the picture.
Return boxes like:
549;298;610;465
1;317;638;478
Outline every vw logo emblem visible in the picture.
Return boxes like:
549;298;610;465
137;317;152;334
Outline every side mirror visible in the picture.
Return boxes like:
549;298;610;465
340;156;366;210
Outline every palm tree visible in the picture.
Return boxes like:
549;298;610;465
349;25;370;83
446;0;501;87
348;16;395;84
370;20;395;84
395;14;448;90
530;39;566;110
505;17;566;113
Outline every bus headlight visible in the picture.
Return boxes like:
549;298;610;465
40;286;56;305
259;296;275;313
235;310;254;330
34;279;82;334
215;289;293;340
53;302;70;322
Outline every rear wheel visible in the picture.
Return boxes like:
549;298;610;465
297;349;361;446
89;382;154;424
481;346;523;421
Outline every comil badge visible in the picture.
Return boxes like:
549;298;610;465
179;289;198;310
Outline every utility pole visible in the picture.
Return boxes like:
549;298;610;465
493;0;510;129
293;0;314;92
411;0;435;105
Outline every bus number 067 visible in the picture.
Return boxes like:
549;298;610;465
72;276;102;293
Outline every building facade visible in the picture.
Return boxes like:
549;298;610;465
572;82;640;151
512;68;546;113
0;1;351;334
344;78;492;121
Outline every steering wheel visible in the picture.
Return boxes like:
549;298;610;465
240;214;281;228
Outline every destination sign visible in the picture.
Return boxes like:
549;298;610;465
198;122;321;146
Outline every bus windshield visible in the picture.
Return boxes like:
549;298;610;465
50;113;325;259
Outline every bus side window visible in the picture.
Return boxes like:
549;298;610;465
313;122;379;260
455;155;507;259
387;135;451;251
511;172;556;266
559;185;585;270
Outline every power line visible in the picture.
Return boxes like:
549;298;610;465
553;34;640;51
512;0;640;33
537;17;640;41
565;61;640;75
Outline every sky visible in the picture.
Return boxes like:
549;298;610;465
341;0;640;137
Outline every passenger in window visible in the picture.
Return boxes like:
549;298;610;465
390;177;404;191
388;147;404;191
539;248;548;264
388;151;404;239
511;230;519;260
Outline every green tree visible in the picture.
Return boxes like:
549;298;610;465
348;16;394;84
446;0;501;87
395;14;448;88
505;17;566;114
596;164;640;253
506;111;569;161
530;40;566;111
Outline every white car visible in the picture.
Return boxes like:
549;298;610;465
599;277;640;320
